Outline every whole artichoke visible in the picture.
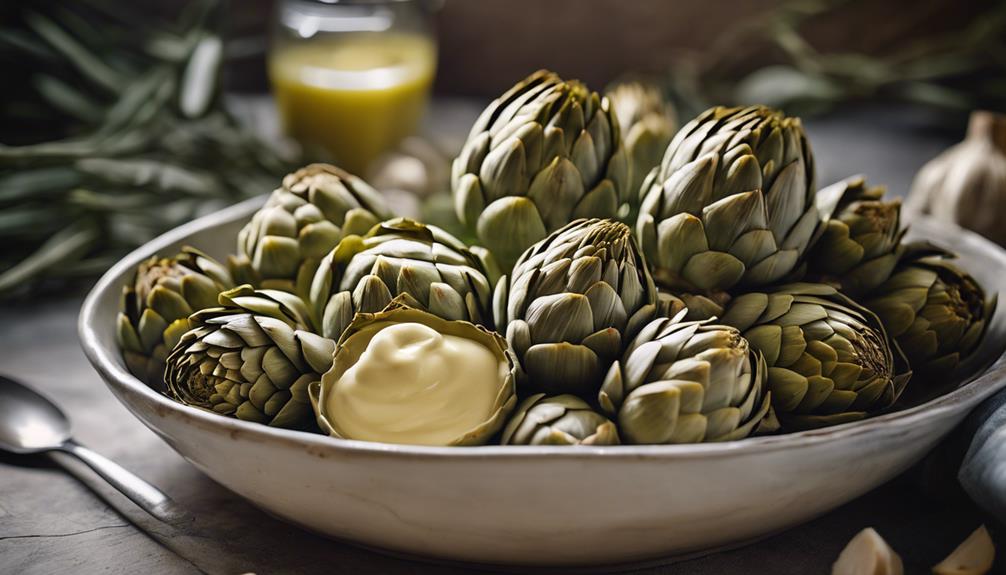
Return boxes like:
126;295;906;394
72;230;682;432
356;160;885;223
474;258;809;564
599;313;776;444
718;283;911;429
165;285;334;429
807;175;906;297
502;393;620;445
865;246;996;390
231;164;390;294
310;218;493;340
310;298;517;446
637;105;824;296
117;247;233;388
496;218;658;396
452;69;628;270
604;79;677;203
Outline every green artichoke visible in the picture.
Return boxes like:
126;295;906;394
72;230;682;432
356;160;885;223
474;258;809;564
502;393;620;445
117;247;233;389
310;298;517;446
165;285;334;429
718;283;911;429
599;313;776;444
310;218;493;340
604;80;677;203
452;69;629;270
637;105;825;296
865;246;996;390
496;218;658;396
807;175;906;297
231;163;390;294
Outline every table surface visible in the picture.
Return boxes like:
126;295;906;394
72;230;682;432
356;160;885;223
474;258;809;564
0;101;988;574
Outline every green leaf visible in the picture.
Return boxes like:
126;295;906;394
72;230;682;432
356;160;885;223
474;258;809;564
24;11;122;94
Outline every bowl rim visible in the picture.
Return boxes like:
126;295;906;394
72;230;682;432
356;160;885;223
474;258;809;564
79;196;1006;461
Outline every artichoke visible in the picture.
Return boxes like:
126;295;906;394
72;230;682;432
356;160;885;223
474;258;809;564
502;393;620;445
807;175;906;297
865;246;996;389
117;247;233;389
310;298;517;446
604;79;677;203
452;69;629;270
496;218;658;396
718;283;911;429
231;163;390;294
309;218;494;340
637;105;825;296
165;285;334;429
599;313;776;444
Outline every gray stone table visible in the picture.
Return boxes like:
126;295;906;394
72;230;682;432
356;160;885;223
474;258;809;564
0;103;988;574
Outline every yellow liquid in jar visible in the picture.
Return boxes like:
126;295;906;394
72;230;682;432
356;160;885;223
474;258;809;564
269;34;436;175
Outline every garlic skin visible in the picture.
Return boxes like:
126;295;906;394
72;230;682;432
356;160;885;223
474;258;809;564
907;111;1006;248
933;525;995;575
832;527;904;575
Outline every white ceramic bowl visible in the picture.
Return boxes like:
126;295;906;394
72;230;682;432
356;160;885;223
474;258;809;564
80;197;1006;567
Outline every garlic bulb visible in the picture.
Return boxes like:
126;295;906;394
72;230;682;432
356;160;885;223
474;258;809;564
907;111;1006;247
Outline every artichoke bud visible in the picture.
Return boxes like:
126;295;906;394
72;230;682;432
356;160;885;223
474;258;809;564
638;105;822;296
717;283;912;430
864;245;996;395
165;285;335;430
234;163;390;296
808;175;907;297
604;79;678;205
600;312;777;444
498;218;659;397
452;70;629;272
310;217;494;341
502;394;620;445
309;297;518;446
117;246;233;389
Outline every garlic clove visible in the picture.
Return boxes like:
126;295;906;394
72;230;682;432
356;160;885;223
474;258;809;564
832;527;904;575
932;525;995;575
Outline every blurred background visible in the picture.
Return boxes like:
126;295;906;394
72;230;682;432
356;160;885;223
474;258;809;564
1;0;1004;299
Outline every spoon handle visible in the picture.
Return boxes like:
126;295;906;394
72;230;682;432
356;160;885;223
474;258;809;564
60;440;191;525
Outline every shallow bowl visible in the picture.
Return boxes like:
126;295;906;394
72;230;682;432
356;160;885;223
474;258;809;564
79;197;1006;567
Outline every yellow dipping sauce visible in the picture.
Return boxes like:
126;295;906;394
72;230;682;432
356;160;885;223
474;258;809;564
327;322;503;446
269;33;436;174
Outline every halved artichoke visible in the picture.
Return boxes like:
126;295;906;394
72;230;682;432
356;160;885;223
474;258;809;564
600;312;777;444
165;285;334;429
310;299;517;446
117;246;233;389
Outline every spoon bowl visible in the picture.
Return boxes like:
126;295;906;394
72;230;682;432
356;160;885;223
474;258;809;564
0;375;72;453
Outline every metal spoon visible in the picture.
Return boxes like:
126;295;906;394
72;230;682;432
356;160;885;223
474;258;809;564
0;374;189;524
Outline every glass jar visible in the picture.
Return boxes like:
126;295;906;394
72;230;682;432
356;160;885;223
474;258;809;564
269;0;437;175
